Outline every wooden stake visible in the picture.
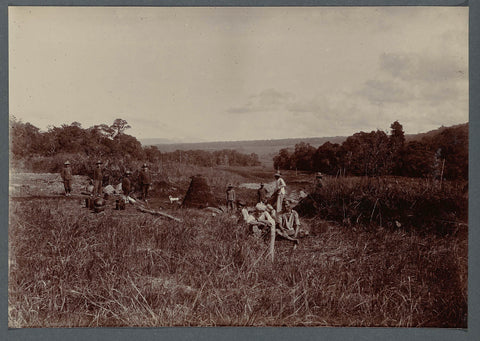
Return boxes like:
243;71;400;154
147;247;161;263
269;225;275;263
439;158;446;189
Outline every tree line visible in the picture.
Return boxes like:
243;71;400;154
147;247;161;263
10;117;261;170
273;121;468;181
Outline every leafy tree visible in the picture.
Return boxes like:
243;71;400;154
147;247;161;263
144;145;161;163
110;118;131;137
273;148;293;170
10;117;47;157
426;125;468;180
321;130;390;176
92;124;115;139
292;142;316;171
389;121;405;175
402;141;435;178
313;142;342;174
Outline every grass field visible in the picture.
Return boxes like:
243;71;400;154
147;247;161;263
8;167;468;327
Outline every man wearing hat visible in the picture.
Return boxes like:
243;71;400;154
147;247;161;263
226;184;236;212
122;170;132;203
139;163;151;200
257;183;268;204
60;161;73;196
274;172;287;213
93;160;103;197
314;172;324;193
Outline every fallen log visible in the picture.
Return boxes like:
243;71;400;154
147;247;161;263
136;206;183;222
205;207;224;215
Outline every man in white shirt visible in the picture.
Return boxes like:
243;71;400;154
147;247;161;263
274;172;286;212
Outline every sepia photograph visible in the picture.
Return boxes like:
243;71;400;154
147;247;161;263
8;5;469;329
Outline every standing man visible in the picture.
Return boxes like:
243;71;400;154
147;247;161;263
274;172;287;213
257;183;268;204
314;172;324;193
226;184;236;211
60;161;73;196
139;163;151;201
93;160;103;197
122;170;132;202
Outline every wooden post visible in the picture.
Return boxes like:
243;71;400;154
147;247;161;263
269;225;275;263
439;158;446;188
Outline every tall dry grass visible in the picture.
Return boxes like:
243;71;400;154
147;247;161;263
296;176;467;235
9;195;467;327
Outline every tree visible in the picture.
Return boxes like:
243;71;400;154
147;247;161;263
389;120;405;175
313;142;341;174
402;141;435;178
10;117;46;157
92;124;115;138
144;146;161;163
427;125;468;180
110;118;131;138
340;130;390;176
292;142;316;171
273;148;293;170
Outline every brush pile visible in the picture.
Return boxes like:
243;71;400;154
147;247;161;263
182;175;218;209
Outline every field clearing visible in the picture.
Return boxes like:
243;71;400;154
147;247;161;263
8;171;468;327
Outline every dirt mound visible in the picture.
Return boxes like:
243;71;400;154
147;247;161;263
182;175;218;208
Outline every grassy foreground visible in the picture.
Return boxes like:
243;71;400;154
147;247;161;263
9;196;467;327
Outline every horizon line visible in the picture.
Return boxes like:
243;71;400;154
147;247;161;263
139;121;469;146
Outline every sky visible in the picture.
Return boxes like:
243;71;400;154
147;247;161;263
9;6;468;143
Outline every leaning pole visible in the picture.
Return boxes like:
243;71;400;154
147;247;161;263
270;225;275;263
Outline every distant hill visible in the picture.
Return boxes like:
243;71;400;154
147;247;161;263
145;136;347;168
405;123;468;142
141;123;468;168
140;137;207;145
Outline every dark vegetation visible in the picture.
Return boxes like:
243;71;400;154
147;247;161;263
294;176;467;236
9;117;261;177
273;121;468;181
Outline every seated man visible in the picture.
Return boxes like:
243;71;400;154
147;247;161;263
278;200;302;238
238;202;273;227
238;202;299;244
255;202;276;229
256;202;298;244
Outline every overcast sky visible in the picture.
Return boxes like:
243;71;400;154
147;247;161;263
9;6;468;143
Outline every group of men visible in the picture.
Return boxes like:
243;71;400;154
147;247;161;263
238;199;302;243
225;171;297;213
226;172;311;242
60;160;152;200
228;171;325;241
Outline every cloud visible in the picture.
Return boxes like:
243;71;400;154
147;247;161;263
419;85;461;105
287;96;326;114
380;53;466;83
227;88;295;114
357;79;415;104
